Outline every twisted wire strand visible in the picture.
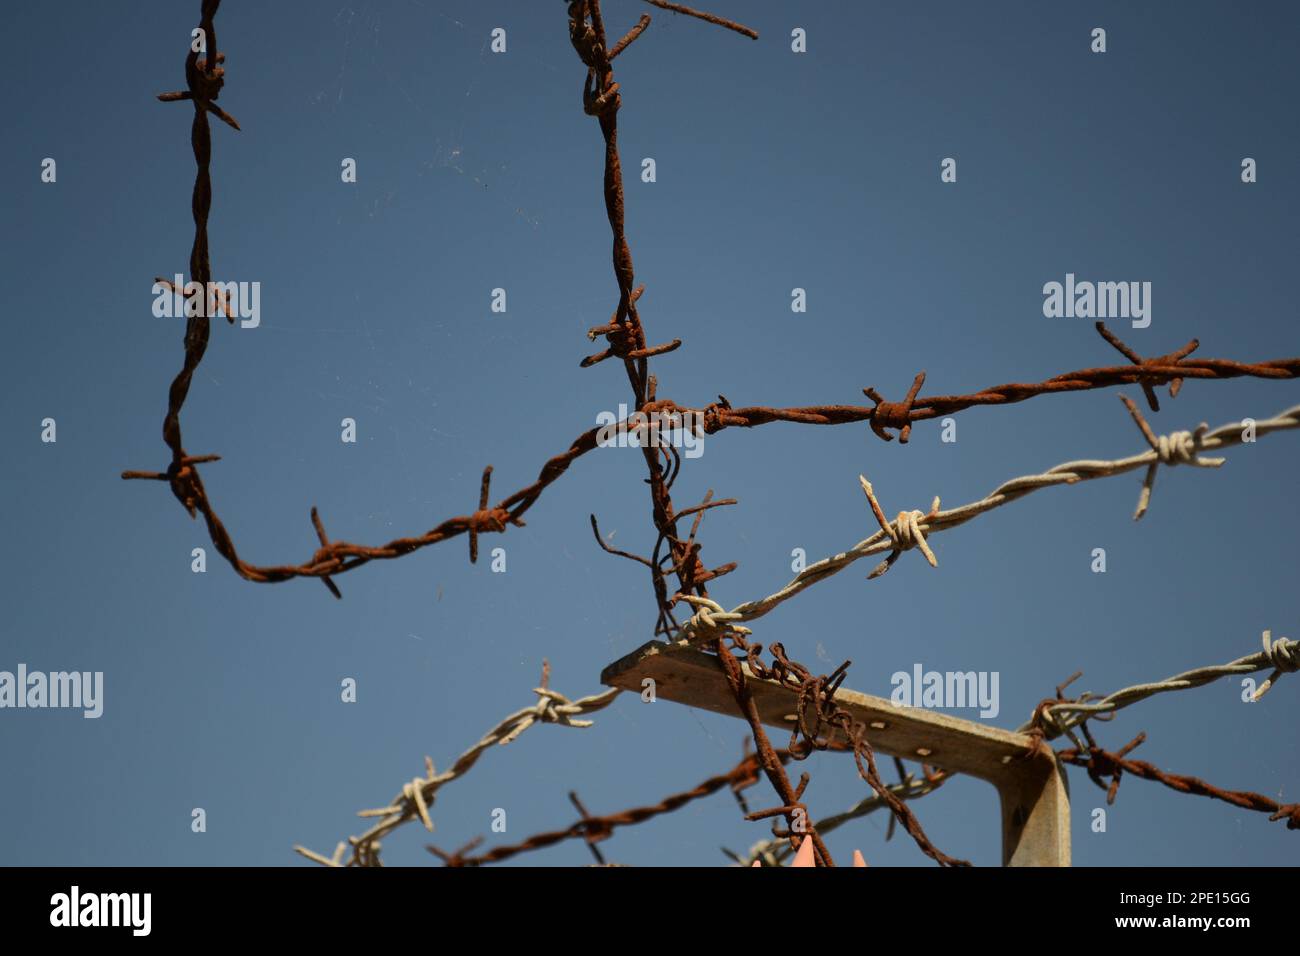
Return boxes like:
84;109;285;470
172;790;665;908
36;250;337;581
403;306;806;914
294;680;621;867
688;404;1300;634
1025;629;1298;740
429;745;785;866
1057;732;1300;829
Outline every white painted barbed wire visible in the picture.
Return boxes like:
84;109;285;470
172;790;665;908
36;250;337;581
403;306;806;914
1023;628;1298;742
676;403;1300;639
295;682;622;867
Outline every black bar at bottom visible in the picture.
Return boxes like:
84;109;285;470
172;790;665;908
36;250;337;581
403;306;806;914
0;866;1288;940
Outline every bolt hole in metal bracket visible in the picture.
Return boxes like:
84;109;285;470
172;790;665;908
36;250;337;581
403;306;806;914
601;641;1070;866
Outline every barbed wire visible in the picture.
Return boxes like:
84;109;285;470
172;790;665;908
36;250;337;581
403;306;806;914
123;5;1298;599
719;630;971;865
734;627;1299;864
1058;731;1299;830
735;763;952;867
564;0;851;865
669;398;1297;864
121;331;1300;599
690;326;1299;443
1038;660;1299;829
294;662;621;867
640;0;757;39
1024;629;1298;744
136;2;1297;867
427;743;786;866
675;402;1300;641
124;0;238;545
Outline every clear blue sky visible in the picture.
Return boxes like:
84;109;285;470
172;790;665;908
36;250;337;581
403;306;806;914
2;0;1297;866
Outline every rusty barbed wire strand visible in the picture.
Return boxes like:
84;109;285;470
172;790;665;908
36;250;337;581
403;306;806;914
426;744;787;866
590;0;837;864
713;636;837;865
125;0;239;531
567;0;868;867
122;328;1300;598
123;14;1299;603
1056;731;1300;830
567;0;741;638
294;664;621;867
686;323;1300;442
671;403;1300;639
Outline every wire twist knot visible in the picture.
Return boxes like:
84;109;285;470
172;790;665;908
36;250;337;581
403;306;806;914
858;476;940;578
169;459;204;517
1153;430;1204;466
1028;699;1070;739
864;371;926;442
1120;395;1225;520
187;52;226;101
701;395;733;433
676;594;752;646
527;687;598;731
1254;630;1297;701
467;466;524;564
468;507;509;535
889;509;929;551
1096;322;1200;412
